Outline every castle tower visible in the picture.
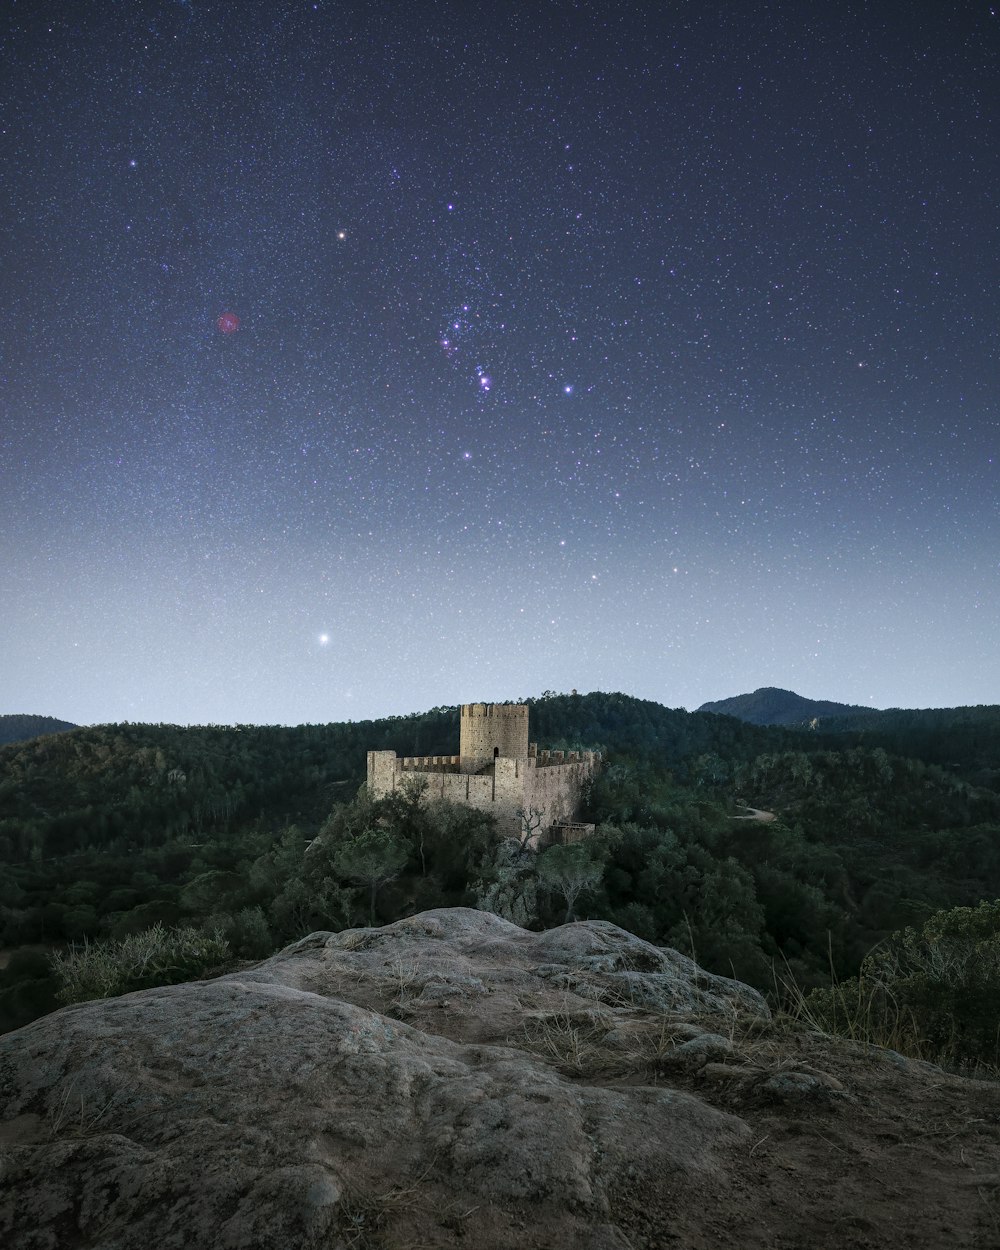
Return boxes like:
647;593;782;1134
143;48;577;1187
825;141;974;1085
459;703;529;773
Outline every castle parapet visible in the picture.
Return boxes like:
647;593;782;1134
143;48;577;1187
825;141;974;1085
401;753;460;772
532;748;601;769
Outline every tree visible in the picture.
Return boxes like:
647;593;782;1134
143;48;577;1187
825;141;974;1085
399;776;430;874
473;840;539;928
333;829;409;926
515;807;545;851
537;842;604;923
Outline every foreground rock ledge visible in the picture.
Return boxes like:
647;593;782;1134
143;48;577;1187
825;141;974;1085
1;908;998;1249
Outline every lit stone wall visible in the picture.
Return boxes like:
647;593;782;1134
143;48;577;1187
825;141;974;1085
527;757;596;832
366;745;600;842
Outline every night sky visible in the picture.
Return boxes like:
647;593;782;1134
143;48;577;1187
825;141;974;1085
3;1;999;726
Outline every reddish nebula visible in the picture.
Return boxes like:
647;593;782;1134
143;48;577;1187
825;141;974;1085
217;312;240;334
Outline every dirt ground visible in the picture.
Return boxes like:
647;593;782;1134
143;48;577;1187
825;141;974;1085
731;806;778;822
627;1026;1000;1250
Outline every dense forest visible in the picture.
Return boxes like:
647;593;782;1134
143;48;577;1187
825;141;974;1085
2;691;999;1067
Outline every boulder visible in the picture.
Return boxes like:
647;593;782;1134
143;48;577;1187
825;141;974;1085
1;907;998;1249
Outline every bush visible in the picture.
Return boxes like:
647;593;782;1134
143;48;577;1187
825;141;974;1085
800;900;1000;1072
50;924;230;1004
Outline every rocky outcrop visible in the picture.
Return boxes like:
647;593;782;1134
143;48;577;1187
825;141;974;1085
1;908;998;1249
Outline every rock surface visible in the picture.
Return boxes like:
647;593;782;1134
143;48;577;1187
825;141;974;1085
1;907;998;1249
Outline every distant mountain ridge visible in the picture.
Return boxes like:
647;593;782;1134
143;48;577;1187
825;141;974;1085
697;687;881;727
0;714;77;746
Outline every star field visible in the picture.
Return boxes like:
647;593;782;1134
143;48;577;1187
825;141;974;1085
2;1;999;724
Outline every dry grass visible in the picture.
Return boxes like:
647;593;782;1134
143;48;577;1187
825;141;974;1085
778;973;926;1055
772;960;1000;1082
517;997;777;1080
334;1160;439;1249
519;1008;615;1074
46;1080;121;1141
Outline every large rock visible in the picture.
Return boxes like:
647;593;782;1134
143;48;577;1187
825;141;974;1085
1;908;998;1249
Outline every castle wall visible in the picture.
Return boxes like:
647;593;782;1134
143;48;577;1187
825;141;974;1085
528;758;595;833
492;756;528;839
367;746;600;846
367;750;520;836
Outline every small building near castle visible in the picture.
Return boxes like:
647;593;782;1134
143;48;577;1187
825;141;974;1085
366;703;600;846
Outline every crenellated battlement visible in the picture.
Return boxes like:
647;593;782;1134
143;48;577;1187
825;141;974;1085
534;749;597;768
400;754;461;772
460;702;529;720
394;749;598;774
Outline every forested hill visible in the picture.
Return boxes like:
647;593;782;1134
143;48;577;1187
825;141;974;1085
697;687;879;726
0;714;77;746
697;692;1000;788
808;708;1000;790
4;690;1000;1041
0;693;791;863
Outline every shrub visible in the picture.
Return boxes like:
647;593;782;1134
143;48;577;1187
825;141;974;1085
799;900;1000;1072
50;923;230;1004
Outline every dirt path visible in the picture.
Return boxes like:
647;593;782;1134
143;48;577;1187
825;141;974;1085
732;806;776;822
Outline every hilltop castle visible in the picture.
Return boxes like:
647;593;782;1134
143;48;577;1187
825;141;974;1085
366;703;600;846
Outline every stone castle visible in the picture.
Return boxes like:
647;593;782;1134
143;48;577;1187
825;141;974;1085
366;703;600;846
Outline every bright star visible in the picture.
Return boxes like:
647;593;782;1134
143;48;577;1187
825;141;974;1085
319;634;330;645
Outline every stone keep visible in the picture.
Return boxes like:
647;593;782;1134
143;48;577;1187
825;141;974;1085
459;702;529;772
367;702;600;845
